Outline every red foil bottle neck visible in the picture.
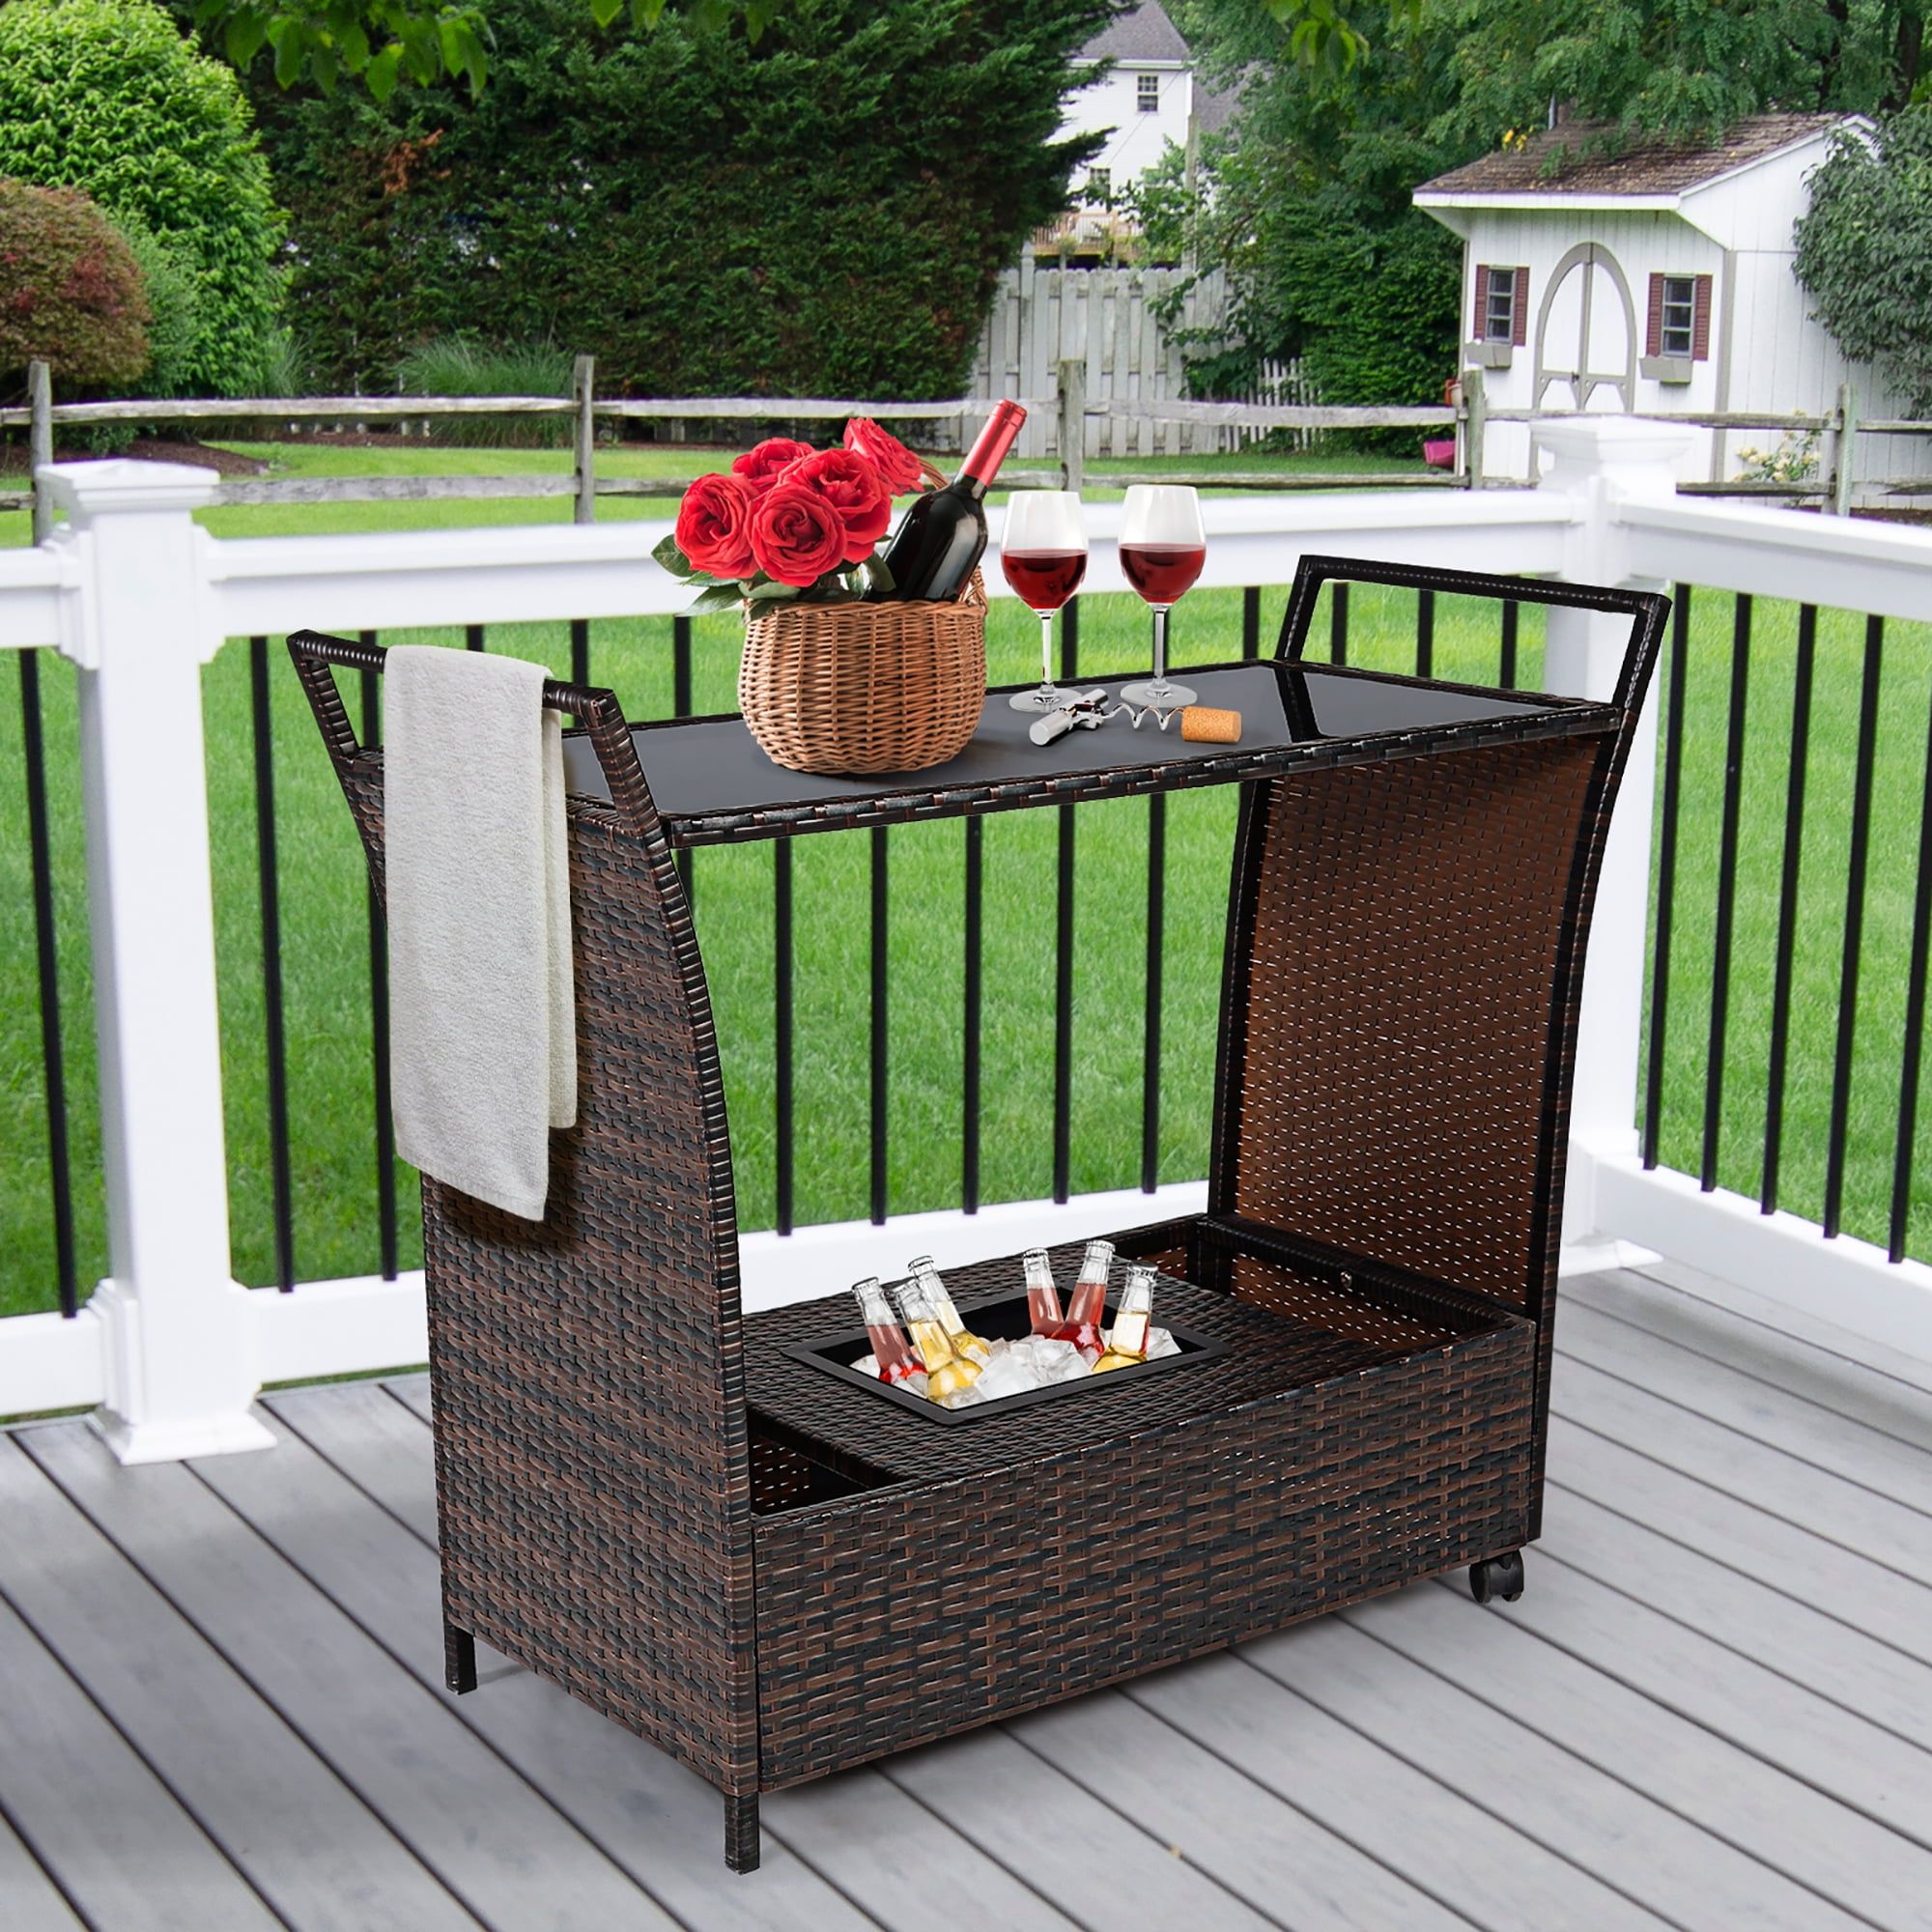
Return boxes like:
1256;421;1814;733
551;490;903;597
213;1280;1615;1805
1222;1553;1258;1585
956;400;1028;495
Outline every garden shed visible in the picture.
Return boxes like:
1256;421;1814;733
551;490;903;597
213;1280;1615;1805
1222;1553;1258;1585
1413;113;1922;494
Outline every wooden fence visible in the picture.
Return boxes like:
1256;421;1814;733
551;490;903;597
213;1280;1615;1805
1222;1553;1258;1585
6;356;1930;515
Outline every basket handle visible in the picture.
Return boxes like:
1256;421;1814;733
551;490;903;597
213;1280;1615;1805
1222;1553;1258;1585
285;629;665;839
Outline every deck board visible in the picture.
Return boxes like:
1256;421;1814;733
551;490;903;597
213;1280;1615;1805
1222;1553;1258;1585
0;1436;477;1932
6;1265;1931;1931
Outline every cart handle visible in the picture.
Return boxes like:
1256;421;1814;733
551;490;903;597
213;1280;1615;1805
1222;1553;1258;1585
285;628;664;840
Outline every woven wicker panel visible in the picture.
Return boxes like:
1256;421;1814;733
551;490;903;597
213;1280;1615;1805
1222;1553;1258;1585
738;574;986;775
322;751;759;1803
1227;1256;1456;1353
752;1318;1533;1784
1219;740;1599;1312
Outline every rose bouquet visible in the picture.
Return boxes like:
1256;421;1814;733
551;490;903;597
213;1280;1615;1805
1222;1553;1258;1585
654;418;928;612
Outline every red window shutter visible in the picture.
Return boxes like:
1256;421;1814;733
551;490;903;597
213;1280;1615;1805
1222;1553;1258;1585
1646;274;1665;357
1512;267;1529;346
1472;264;1490;339
1692;274;1713;360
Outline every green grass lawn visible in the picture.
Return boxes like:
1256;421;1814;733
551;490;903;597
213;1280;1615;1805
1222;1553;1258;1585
3;440;1929;1318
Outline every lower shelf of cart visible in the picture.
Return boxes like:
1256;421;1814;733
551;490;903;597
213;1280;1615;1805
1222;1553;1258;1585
742;1213;1534;1518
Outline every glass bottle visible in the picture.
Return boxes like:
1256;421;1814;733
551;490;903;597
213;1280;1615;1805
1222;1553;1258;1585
1093;1265;1155;1374
1023;1247;1064;1337
851;1276;921;1386
907;1255;991;1364
892;1276;980;1402
1059;1238;1115;1359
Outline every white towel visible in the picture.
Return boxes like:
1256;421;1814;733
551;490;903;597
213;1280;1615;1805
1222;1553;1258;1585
384;645;576;1221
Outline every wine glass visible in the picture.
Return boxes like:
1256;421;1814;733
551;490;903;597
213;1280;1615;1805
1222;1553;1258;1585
1000;491;1089;712
1118;485;1207;718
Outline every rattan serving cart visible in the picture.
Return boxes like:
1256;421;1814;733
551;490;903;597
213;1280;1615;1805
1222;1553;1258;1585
292;554;1666;1875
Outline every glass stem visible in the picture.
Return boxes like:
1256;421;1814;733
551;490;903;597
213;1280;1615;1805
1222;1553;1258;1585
1151;605;1169;687
1040;610;1056;691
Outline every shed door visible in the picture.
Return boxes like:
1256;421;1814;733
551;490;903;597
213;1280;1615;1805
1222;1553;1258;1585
1533;242;1635;412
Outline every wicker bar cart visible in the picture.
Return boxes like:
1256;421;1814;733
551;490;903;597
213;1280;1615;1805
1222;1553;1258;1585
291;555;1666;1874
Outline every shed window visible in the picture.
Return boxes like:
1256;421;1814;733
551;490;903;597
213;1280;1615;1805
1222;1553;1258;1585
1647;272;1713;361
1137;72;1160;112
1473;266;1528;346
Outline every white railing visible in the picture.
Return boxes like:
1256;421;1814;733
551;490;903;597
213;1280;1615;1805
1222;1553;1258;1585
4;418;1930;1460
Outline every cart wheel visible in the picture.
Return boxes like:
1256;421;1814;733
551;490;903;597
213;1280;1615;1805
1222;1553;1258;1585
1468;1550;1525;1605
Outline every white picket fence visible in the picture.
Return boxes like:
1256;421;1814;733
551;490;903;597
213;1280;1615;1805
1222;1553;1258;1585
971;258;1236;459
4;418;1932;1462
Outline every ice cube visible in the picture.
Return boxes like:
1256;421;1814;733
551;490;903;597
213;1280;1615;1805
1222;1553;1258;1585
936;1380;985;1408
970;1348;1050;1401
905;1371;929;1399
1145;1327;1181;1359
851;1352;878;1378
1027;1337;1094;1382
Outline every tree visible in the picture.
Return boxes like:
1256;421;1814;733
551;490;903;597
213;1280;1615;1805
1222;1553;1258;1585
185;0;1416;100
1796;107;1932;412
247;0;1112;396
0;0;286;395
0;180;151;390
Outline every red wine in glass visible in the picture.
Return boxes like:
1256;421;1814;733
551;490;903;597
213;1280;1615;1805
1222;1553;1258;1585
1119;487;1207;718
1002;549;1088;611
1119;543;1206;606
1000;493;1089;712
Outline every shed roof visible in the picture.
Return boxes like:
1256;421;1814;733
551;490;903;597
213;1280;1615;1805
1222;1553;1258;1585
1415;113;1846;200
1080;1;1191;65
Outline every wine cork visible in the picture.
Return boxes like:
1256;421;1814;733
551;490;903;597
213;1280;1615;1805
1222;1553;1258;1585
1179;705;1241;744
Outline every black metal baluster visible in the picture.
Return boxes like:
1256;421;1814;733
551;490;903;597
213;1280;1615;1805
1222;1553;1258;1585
1761;607;1816;1215
17;650;76;1316
1642;590;1691;1170
1701;595;1751;1193
1889;672;1932;1263
962;817;982;1214
1330;582;1349;666
1241;586;1261;661
250;639;296;1291
1500;600;1520;689
870;825;889;1227
466;625;485;652
1053;804;1075;1206
673;614;694;904
774;839;794;1237
1415;588;1435;679
360;639;398;1279
570;616;589;689
1142;793;1165;1193
1825;615;1885;1237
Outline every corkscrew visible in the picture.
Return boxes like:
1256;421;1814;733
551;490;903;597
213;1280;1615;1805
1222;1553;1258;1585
1026;689;1117;747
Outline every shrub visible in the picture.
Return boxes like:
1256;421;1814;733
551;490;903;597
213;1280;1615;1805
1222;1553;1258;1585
0;0;286;396
0;179;150;389
115;222;203;397
242;0;1110;397
1796;109;1932;415
396;335;578;447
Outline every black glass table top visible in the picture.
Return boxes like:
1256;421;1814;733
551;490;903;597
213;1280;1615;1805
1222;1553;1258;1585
561;658;1616;847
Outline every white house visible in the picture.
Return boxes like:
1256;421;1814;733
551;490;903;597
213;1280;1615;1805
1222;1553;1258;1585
1414;113;1920;493
1061;1;1194;212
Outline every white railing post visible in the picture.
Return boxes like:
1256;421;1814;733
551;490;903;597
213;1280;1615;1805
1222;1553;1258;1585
40;460;273;1462
1531;419;1697;1258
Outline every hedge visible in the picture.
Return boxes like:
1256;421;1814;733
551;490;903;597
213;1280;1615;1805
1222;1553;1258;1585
0;179;151;389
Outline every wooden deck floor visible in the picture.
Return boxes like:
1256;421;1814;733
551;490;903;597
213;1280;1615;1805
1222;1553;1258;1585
4;1264;1931;1932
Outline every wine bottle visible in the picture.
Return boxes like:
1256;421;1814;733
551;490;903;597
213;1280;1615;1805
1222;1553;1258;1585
873;400;1027;601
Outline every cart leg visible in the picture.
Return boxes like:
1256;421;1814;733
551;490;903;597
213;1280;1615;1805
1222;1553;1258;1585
1468;1550;1526;1605
724;1793;761;1874
443;1621;478;1694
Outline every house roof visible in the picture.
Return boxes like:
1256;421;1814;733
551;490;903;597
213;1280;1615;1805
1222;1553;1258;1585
1080;1;1191;65
1415;112;1846;200
1194;72;1245;136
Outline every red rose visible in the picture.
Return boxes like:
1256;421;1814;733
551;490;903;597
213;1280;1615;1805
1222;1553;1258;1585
674;471;756;579
780;447;893;562
750;482;848;587
842;416;923;495
732;437;814;497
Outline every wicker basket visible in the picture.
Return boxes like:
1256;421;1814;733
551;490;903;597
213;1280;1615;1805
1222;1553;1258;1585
738;573;986;776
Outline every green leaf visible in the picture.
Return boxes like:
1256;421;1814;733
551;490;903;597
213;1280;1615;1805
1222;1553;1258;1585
745;577;800;602
223;12;269;68
590;0;624;26
652;532;696;577
688;582;747;613
365;43;402;102
270;19;306;88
